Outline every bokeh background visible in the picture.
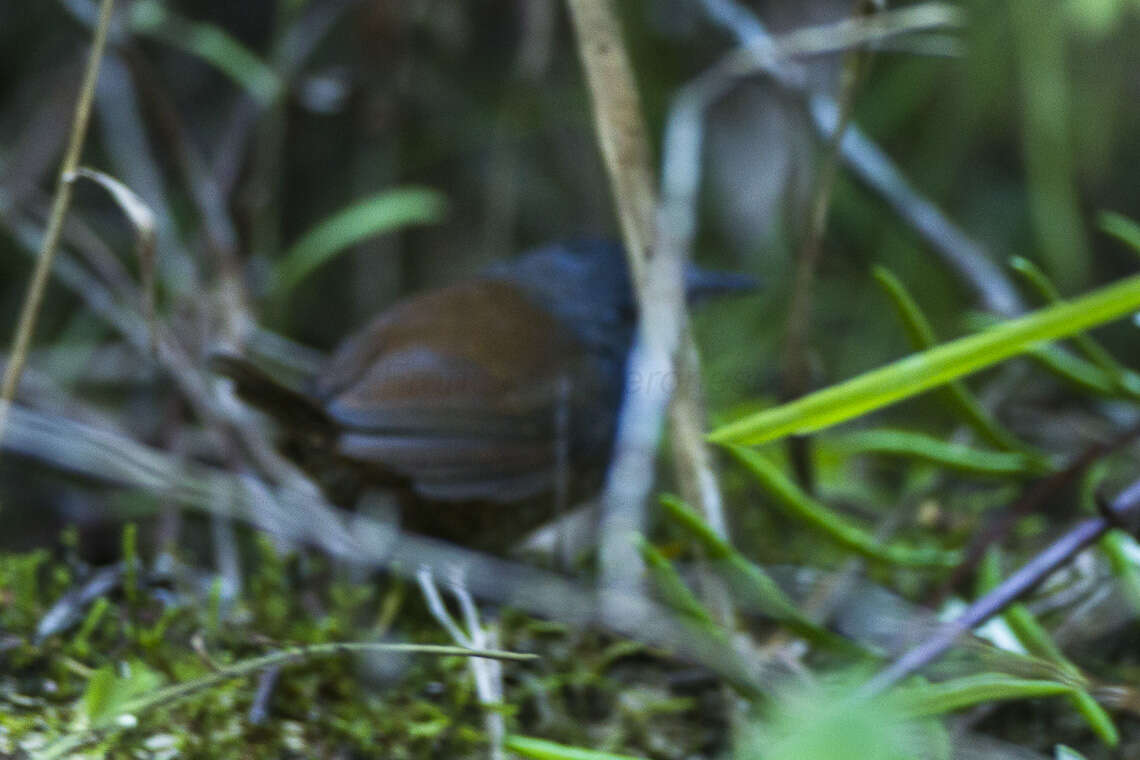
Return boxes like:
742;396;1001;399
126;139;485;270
6;2;1140;756
4;0;1140;548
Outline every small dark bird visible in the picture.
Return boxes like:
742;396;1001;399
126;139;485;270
214;240;753;550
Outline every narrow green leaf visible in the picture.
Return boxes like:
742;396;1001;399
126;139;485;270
874;266;1036;452
70;596;110;659
271;187;447;299
832;429;1049;478
1082;463;1140;617
1101;531;1140;616
659;494;732;560
80;661;164;725
963;310;1131;397
709;271;1140;446
506;735;647;760
129;1;281;105
895;673;1075;717
979;550;1118;746
660;495;868;655
82;666;116;723
1099;211;1140;253
1023;343;1121;395
1010;256;1140;395
1066;691;1120;747
637;535;721;630
726;445;959;568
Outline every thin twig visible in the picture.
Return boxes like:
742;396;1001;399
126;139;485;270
0;0;116;448
654;58;744;551
862;476;1140;695
781;1;879;492
8;196;318;506
1;401;766;695
567;8;758;743
564;0;655;287
698;0;1022;316
933;419;1140;604
247;665;280;725
452;567;507;760
565;0;660;594
566;0;733;607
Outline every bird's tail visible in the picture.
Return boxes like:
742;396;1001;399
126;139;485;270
210;352;332;434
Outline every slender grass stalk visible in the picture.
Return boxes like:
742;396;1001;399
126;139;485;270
711;271;1140;446
874;266;1033;452
0;0;117;449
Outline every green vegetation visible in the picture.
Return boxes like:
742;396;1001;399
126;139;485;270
5;1;1140;758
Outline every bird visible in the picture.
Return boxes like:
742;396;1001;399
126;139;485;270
213;240;754;551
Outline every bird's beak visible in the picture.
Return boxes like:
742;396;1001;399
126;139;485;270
683;265;760;303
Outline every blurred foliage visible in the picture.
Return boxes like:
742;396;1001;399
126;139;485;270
1;534;732;759
6;0;1140;758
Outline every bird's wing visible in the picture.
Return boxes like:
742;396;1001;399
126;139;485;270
315;280;603;502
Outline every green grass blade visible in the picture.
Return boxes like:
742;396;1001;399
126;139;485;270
874;266;1036;452
506;736;647;760
1023;343;1121;395
271;187;447;300
1101;531;1140;616
709;272;1140;446
1010;256;1140;394
660;495;868;655
832;429;1050;478
637;535;722;631
1099;211;1140;253
894;673;1075;718
963;310;1128;396
725;445;960;568
130;1;281;105
978;550;1118;746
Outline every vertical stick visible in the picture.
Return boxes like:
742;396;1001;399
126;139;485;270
566;0;732;611
0;0;118;447
567;0;666;598
564;0;655;289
